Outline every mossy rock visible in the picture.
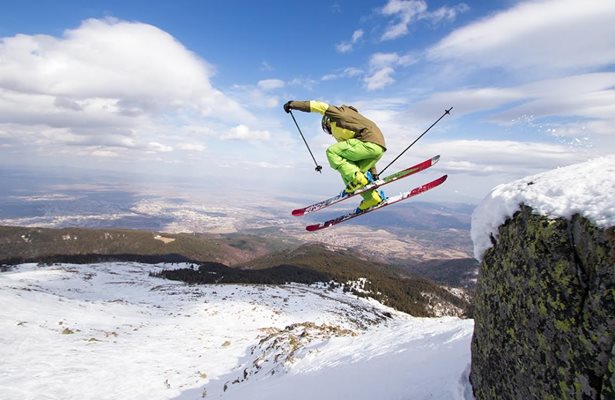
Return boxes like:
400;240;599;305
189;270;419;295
470;206;615;399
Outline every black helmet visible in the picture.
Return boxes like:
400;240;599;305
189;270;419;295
321;115;332;135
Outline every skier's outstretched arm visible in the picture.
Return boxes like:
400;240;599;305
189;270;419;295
284;100;343;116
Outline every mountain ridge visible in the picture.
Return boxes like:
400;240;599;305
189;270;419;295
0;225;473;317
0;225;299;266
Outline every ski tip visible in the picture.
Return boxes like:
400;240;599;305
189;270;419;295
291;209;305;217
305;224;321;232
432;155;440;164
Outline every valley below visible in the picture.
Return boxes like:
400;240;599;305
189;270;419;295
0;261;474;400
0;171;478;399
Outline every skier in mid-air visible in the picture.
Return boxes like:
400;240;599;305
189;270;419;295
283;100;387;211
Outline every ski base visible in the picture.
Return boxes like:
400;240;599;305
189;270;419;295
305;175;448;232
292;155;440;217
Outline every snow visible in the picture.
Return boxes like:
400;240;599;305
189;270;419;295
471;154;615;261
0;262;474;400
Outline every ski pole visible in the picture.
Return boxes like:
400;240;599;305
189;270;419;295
379;107;453;176
288;110;323;173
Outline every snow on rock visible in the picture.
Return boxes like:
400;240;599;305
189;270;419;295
154;234;176;244
0;262;474;400
471;155;615;261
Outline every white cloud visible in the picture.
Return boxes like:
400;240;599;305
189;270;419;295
222;125;271;141
365;67;396;91
429;4;470;23
381;0;468;41
411;138;592;203
230;82;281;109
408;72;615;134
336;29;364;53
91;149;119;158
336;42;353;54
363;52;416;90
0;18;252;159
177;142;206;152
381;0;426;40
352;29;364;42
321;67;363;81
369;53;400;69
406;72;615;147
403;86;523;118
427;0;615;73
491;73;615;123
345;67;363;77
348;94;605;186
239;160;293;170
147;142;173;153
412;1;615;159
287;77;319;91
421;139;591;177
257;79;285;91
0;18;235;110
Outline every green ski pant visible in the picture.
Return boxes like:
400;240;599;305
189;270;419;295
326;139;385;199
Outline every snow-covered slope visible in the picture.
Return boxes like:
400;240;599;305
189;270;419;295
471;155;615;261
0;262;474;400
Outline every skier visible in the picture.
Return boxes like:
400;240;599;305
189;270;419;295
283;100;387;211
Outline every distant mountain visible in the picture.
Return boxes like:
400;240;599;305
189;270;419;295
0;225;472;318
0;225;299;266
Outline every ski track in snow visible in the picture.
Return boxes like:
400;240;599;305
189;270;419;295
0;262;474;400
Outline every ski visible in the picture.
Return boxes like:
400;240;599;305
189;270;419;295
292;155;440;217
305;175;448;232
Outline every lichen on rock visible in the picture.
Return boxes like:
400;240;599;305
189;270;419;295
470;205;615;399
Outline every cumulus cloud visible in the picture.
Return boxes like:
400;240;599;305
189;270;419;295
0;18;252;160
381;0;468;41
364;52;416;90
0;19;236;110
365;67;396;91
381;0;426;40
222;124;271;141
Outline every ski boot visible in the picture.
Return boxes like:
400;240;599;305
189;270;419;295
344;171;369;194
357;189;386;212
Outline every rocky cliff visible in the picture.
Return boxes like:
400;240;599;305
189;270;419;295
470;205;615;399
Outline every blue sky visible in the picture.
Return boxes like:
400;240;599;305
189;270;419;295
1;0;614;204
